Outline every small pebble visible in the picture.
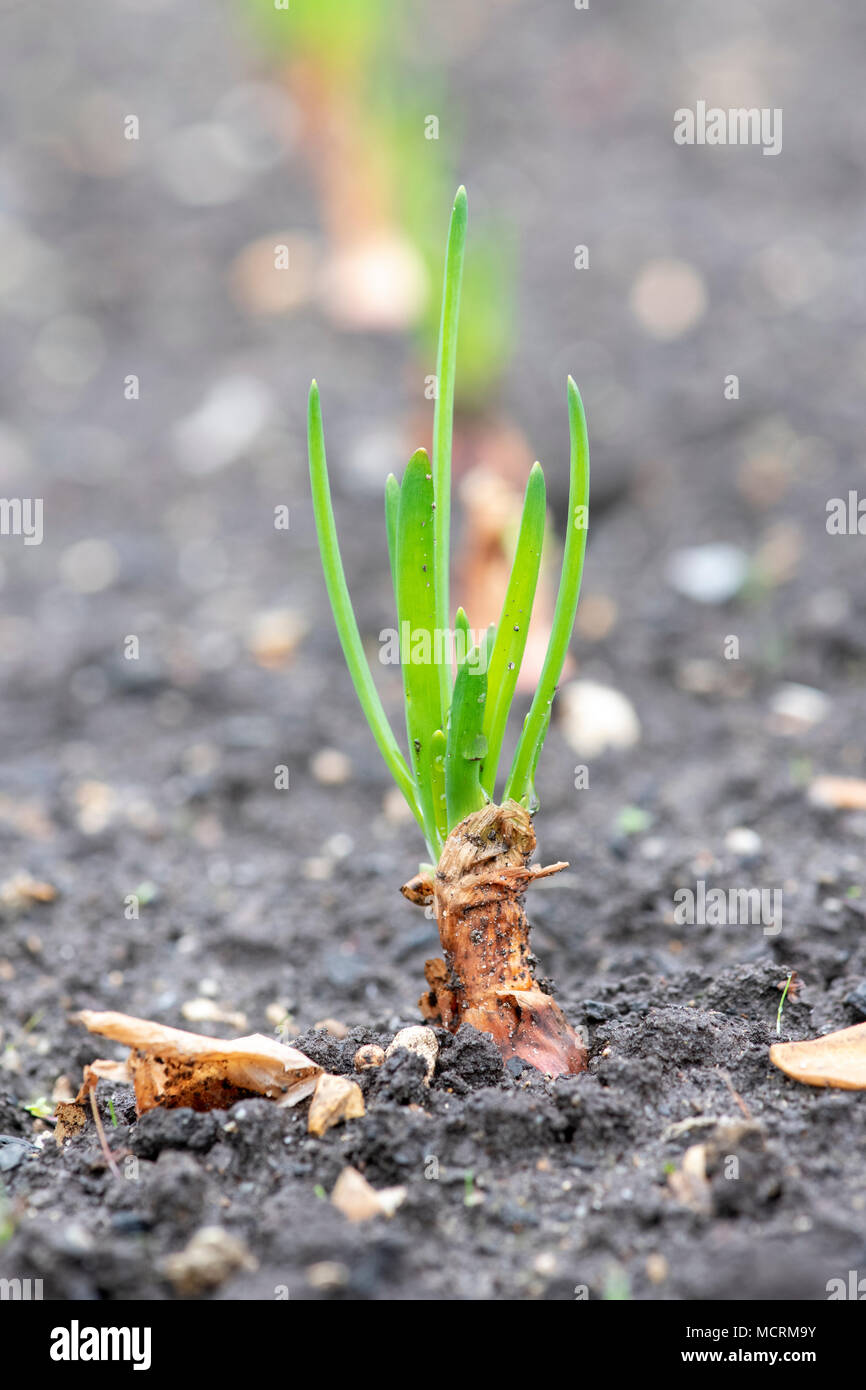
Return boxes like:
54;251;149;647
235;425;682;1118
354;1044;385;1071
769;683;830;733
310;748;352;786
385;1026;438;1083
312;1018;349;1039
646;1253;669;1285
305;1261;349;1290
630;258;707;341
724;827;763;860
161;1227;257;1295
330;1165;406;1222
666;544;748;605
559;680;641;758
247;609;306;669
302;857;333;882
808;775;866;812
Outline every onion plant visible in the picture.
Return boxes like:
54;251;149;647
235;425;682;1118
308;187;590;1076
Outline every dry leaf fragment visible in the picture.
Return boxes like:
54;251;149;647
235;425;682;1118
330;1166;406;1222
307;1072;364;1136
0;872;57;915
161;1227;257;1295
808;776;866;812
54;1101;87;1146
75;1058;133;1101
0;794;54;840
74;1010;321;1115
770;1021;866;1089
180;998;247;1031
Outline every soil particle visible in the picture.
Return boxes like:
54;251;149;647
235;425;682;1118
435;1024;507;1094
441;1091;569;1163
130;1107;220;1160
595;1006;764;1073
294;1027;393;1078
142;1153;210;1233
843;981;866;1020
0;1136;38;1172
704;1122;785;1219
371;1051;429;1107
0;1099;29;1138
342;1108;435;1187
553;1077;638;1154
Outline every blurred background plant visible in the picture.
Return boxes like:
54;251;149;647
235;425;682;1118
242;0;557;685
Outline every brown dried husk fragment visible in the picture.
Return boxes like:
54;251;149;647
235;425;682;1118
770;1021;866;1089
403;801;587;1077
307;1072;365;1136
73;1010;321;1115
54;1101;88;1146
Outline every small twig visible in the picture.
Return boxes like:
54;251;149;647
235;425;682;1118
88;1087;121;1181
716;1066;753;1121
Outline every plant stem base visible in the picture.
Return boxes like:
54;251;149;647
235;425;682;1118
402;801;587;1077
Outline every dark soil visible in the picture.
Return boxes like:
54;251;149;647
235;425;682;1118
1;0;865;1300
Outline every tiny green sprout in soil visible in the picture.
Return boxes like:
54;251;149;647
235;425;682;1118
615;805;654;837
776;972;796;1037
308;187;590;1077
23;1096;53;1120
602;1265;632;1301
0;1192;13;1246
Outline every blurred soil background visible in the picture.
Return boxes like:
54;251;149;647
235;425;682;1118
0;0;865;1300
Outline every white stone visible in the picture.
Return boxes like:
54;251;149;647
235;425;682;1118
769;683;830;731
385;1025;438;1083
558;680;641;758
724;827;762;859
666;544;749;604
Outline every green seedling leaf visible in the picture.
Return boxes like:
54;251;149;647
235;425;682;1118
481;460;546;797
505;377;590;809
0;1192;13;1246
308;188;591;869
454;604;470;657
445;627;494;829
396;449;443;855
308;383;427;843
431;186;468;723
523;708;550;816
23;1096;52;1119
430;728;447;843
385;472;401;612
